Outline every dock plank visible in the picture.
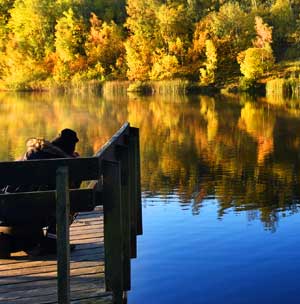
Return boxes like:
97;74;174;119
0;209;112;303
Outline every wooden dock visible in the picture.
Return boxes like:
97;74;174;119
0;208;112;304
0;122;142;303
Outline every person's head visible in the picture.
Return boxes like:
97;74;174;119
51;128;79;155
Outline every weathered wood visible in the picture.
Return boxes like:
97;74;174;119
130;127;143;236
6;289;111;304
0;261;104;286
0;189;96;225
116;145;131;291
0;210;110;303
0;260;104;278
56;166;71;304
0;122;141;303
0;287;110;304
95;123;130;162
102;160;123;304
0;254;104;273
0;278;103;299
128;135;137;259
0;157;101;186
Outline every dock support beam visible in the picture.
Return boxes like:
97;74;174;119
116;144;131;291
56;166;71;304
102;160;124;304
130;127;143;236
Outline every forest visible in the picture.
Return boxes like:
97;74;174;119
0;0;299;91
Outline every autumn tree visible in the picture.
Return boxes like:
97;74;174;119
188;15;212;77
145;2;192;79
238;16;274;84
200;39;217;85
125;35;153;81
8;0;57;60
192;2;255;82
156;2;192;44
85;13;125;79
238;47;274;80
0;0;57;89
125;0;158;80
0;0;13;51
126;0;197;81
150;53;179;80
54;8;87;82
253;16;273;48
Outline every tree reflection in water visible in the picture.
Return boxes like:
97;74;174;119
1;91;300;231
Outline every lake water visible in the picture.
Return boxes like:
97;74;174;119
1;91;300;303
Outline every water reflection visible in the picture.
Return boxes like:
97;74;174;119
1;92;300;231
0;92;129;160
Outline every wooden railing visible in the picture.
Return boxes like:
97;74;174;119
0;122;142;304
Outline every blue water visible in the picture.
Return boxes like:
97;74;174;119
129;196;300;304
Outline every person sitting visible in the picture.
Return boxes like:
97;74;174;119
0;128;80;256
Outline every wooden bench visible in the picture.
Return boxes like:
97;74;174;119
0;122;142;304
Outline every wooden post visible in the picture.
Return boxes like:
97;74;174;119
130;127;143;235
102;160;124;304
56;166;70;304
116;144;131;291
128;135;137;259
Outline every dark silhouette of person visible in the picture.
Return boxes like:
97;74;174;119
0;129;80;256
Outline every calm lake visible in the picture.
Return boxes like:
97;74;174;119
1;91;300;303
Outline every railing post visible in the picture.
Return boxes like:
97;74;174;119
128;135;137;258
56;166;70;304
130;127;143;236
116;144;131;291
102;160;124;304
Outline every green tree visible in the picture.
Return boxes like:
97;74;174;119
270;0;294;58
85;0;126;24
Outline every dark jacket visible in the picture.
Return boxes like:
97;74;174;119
3;138;74;193
0;138;80;226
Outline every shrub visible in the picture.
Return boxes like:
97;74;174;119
127;81;152;94
238;47;274;81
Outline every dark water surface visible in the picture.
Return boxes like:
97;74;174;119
1;92;300;303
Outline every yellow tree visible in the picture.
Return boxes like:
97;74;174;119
54;8;86;82
200;39;217;85
85;13;125;79
238;16;274;83
55;8;86;63
125;0;158;80
125;35;152;81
